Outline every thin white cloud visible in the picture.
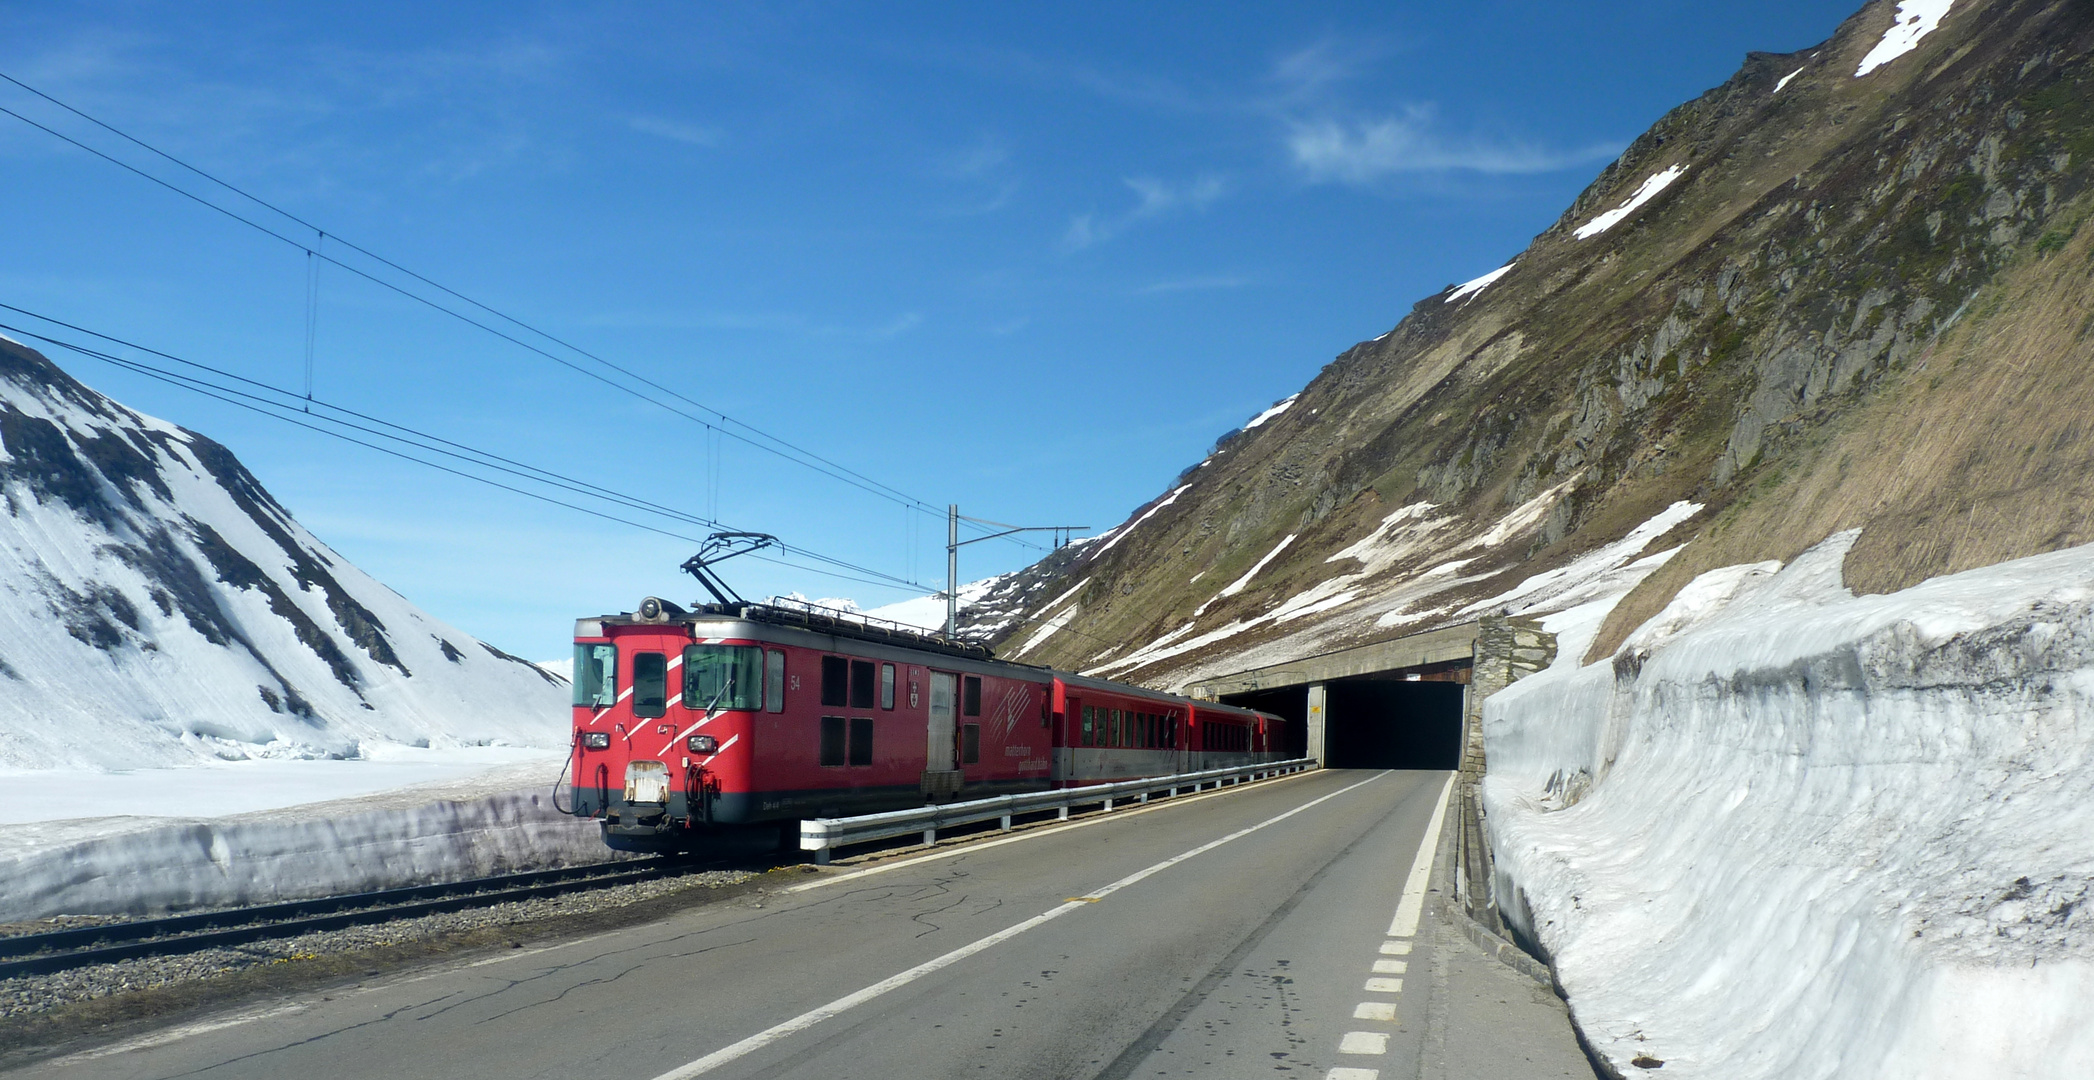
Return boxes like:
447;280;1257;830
627;115;723;147
1268;39;1385;104
1063;174;1227;250
1287;111;1619;183
928;136;1020;217
939;135;1010;178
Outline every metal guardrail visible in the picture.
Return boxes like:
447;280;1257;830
799;757;1317;863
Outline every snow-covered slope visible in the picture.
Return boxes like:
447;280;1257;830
0;337;567;770
1486;534;2094;1078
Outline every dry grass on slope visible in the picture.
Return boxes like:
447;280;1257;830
1590;205;2094;662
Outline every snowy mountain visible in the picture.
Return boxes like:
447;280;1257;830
0;335;567;770
988;0;2094;694
966;1;2094;1074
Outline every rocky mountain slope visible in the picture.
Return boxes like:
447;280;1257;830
990;0;2094;695
0;335;567;770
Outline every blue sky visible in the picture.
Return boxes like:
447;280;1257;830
0;1;1860;662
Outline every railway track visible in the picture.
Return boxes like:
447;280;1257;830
0;858;722;980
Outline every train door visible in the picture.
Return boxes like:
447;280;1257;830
922;671;963;800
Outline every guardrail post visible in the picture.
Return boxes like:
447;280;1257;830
1138;792;1148;804
923;827;936;846
1103;797;1113;811
999;814;1011;831
1058;806;1069;820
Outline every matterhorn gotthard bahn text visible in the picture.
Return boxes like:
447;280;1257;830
7;0;2094;1078
0;334;565;770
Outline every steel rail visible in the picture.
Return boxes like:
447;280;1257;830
0;857;704;980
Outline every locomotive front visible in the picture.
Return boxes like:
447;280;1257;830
568;599;773;852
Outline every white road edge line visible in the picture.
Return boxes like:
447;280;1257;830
785;766;1324;895
46;1004;310;1064
648;771;1392;1080
1387;772;1455;938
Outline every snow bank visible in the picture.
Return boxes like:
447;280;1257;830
0;756;617;921
1856;0;1955;78
1244;394;1300;431
1485;531;2094;1078
1573;165;1686;240
1446;264;1514;304
1090;485;1192;558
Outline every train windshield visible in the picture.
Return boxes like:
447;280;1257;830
573;643;617;707
685;645;765;712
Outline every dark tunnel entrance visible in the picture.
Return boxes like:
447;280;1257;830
1323;678;1462;770
1221;675;1463;770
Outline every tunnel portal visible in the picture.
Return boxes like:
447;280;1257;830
1201;623;1485;773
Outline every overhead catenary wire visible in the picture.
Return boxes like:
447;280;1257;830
0;71;1042;554
0;312;941;598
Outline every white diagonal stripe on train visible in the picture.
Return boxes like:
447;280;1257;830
658;712;720;757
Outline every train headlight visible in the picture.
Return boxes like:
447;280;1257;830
639;596;663;620
581;731;611;750
687;734;719;754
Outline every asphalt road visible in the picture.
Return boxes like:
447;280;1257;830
18;769;1594;1080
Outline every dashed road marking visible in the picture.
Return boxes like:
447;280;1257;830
1320;775;1452;1080
646;772;1390;1079
1339;1031;1390;1055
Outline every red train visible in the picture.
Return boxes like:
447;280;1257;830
563;597;1290;853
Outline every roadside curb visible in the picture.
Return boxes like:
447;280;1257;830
1437;897;1556;991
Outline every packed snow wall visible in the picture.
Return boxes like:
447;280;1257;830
0;764;621;921
1483;531;2094;1079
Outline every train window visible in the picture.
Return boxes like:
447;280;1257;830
819;717;846;766
1081;705;1095;747
962;723;980;765
684;645;763;712
963;676;981;717
821;657;848;707
573;643;617;707
848;717;874;766
633;652;667;719
1147;714;1157;748
766;650;786;713
880;664;896;710
850;660;876;709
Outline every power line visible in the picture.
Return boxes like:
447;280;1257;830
0;71;1042;554
0;312;942;597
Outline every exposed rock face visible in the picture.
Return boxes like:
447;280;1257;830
0;335;566;769
990;0;2094;693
